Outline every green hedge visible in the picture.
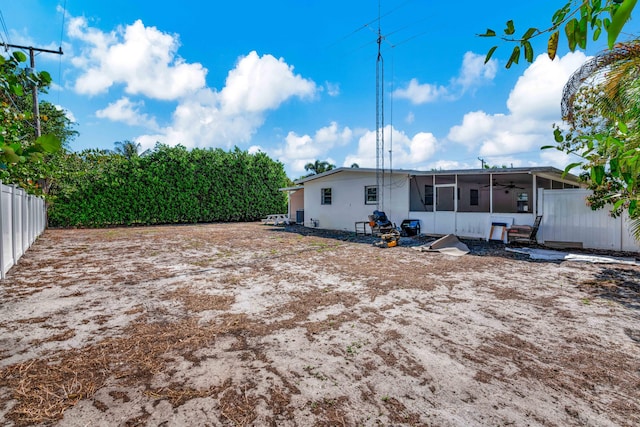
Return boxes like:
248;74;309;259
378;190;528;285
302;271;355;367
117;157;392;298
48;145;289;227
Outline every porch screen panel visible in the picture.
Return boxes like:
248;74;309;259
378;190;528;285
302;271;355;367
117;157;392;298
436;187;455;211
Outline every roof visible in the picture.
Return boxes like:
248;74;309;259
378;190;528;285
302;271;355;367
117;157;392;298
294;166;581;185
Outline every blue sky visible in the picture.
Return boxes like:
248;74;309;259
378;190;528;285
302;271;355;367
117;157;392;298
3;1;639;178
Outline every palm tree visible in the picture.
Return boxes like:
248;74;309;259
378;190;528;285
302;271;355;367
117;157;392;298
560;39;640;241
304;160;336;175
114;140;141;160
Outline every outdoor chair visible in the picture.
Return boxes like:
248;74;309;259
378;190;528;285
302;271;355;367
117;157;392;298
368;210;395;236
507;215;542;244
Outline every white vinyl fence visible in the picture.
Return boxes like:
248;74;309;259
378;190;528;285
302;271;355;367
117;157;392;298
538;188;640;252
0;182;47;279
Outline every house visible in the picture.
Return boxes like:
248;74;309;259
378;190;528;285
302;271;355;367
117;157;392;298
284;166;640;252
286;166;578;236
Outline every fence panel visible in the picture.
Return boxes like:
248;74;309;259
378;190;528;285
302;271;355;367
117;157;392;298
0;182;47;279
540;188;640;252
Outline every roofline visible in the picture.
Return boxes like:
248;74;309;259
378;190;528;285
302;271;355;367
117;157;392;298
294;166;581;184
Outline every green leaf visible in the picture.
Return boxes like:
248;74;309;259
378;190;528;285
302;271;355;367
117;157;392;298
613;199;626;211
1;146;21;164
578;16;588;49
565;18;578;51
553;128;564;142
618;121;628;134
12;51;27;63
552;3;571;25
9;84;24;97
523;41;534;63
522;27;538;39
610;158;619;175
541;145;556;150
591;165;605;184
35;134;62;153
38;70;52;85
504;20;516;35
485;46;498;64
608;0;637;48
563;162;583;176
479;29;496;37
506;46;520;68
593;26;602;41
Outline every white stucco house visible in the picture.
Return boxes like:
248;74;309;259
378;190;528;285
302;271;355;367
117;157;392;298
283;166;640;252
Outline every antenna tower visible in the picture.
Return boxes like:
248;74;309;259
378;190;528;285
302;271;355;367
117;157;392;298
375;1;385;211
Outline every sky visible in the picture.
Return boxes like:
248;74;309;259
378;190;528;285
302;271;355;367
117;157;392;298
2;1;639;179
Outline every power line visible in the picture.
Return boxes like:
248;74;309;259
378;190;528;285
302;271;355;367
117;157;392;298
0;10;10;46
57;0;68;106
2;43;64;138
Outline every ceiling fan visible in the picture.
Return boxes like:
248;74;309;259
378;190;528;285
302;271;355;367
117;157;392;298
483;180;525;190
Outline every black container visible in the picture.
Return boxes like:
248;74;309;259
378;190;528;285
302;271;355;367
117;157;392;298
400;219;421;236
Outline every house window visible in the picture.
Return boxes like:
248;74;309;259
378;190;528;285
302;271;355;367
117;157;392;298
321;188;332;205
365;186;377;204
470;189;479;206
424;185;434;205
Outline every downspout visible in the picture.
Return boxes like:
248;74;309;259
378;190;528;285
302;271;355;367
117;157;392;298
489;173;493;214
532;173;537;216
454;174;458;234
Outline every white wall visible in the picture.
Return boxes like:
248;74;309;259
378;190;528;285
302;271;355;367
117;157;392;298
539;189;640;252
302;171;410;232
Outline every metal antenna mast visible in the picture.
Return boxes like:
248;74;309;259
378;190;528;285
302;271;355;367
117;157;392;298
375;1;385;212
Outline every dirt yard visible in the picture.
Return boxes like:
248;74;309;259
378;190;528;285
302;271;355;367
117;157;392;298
0;222;639;426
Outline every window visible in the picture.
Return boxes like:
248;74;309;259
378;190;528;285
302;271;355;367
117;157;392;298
365;186;377;205
424;185;434;205
470;189;479;206
321;188;332;205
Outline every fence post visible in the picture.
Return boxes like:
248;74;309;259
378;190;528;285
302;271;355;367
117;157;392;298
10;185;17;272
0;183;47;279
0;181;4;280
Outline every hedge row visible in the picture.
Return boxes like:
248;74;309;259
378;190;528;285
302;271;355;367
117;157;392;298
48;145;289;227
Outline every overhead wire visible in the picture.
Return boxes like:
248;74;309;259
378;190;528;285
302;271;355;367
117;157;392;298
0;9;11;47
57;0;67;106
327;0;415;49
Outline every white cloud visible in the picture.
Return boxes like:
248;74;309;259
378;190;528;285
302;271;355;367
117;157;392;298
65;15;320;152
343;125;438;169
452;51;498;93
220;51;316;114
273;122;353;174
96;97;159;129
506;51;587;119
129;50;318;152
405;111;415;124
447;52;588;159
325;81;340;97
393;51;498;105
69;17;206;99
393;78;448;104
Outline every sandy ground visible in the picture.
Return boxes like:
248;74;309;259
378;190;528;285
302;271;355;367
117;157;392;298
0;222;639;426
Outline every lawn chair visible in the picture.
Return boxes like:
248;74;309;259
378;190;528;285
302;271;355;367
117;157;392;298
507;215;542;244
368;210;395;236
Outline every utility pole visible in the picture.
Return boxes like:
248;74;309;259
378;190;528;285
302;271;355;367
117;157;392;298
2;43;63;138
478;157;486;169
